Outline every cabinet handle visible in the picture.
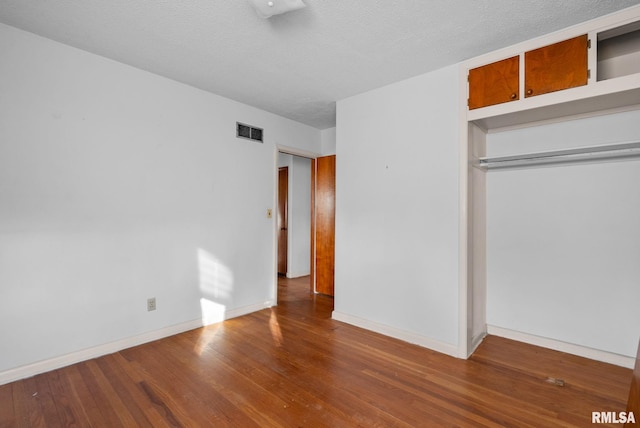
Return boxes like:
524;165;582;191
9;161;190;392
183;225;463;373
526;89;533;96
510;93;517;100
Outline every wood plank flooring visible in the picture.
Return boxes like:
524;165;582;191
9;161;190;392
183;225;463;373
0;276;632;427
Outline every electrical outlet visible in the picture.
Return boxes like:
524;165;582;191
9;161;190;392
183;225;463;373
147;297;156;312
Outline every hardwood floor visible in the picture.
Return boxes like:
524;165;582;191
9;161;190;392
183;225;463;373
1;276;632;427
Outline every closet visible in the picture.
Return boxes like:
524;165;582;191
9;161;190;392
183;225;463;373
460;5;640;366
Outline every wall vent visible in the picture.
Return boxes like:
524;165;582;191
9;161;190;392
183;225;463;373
236;122;263;143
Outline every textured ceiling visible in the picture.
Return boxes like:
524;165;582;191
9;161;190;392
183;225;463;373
1;1;639;129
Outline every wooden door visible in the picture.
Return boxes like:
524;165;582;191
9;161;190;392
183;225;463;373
525;34;588;98
277;167;288;275
312;155;335;296
468;56;519;109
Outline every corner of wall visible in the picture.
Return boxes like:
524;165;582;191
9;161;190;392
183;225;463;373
321;127;337;155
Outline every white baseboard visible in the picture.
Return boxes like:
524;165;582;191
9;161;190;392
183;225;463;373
332;311;459;358
467;331;487;358
487;325;635;369
0;300;274;386
286;271;310;279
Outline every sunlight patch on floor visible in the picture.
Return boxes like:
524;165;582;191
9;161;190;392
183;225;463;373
193;322;222;356
269;308;284;347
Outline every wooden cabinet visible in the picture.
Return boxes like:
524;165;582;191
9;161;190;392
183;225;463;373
468;56;519;110
524;34;588;98
468;34;589;110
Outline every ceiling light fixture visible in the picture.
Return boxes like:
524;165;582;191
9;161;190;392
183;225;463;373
247;0;306;19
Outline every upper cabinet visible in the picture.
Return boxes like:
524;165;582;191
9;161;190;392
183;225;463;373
524;35;588;98
468;56;519;109
468;35;589;110
464;6;640;130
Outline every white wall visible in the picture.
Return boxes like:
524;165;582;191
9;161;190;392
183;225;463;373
278;154;291;168
288;156;311;277
0;23;321;377
334;65;460;354
487;109;640;357
276;153;311;278
321;127;337;155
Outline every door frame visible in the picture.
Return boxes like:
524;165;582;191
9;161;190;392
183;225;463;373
273;145;321;301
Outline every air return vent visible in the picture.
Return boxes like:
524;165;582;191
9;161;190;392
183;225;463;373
236;122;263;143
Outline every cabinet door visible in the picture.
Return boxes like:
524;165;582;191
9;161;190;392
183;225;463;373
525;34;588;98
468;56;519;110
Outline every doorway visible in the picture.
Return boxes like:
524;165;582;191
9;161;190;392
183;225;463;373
275;150;336;304
276;153;312;281
276;150;336;301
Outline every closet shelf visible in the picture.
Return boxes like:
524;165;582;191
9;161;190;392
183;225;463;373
476;141;640;170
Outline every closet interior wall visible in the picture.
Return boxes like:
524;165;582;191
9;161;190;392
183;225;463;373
484;109;640;359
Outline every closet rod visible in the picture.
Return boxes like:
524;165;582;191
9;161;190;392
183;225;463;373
477;141;640;170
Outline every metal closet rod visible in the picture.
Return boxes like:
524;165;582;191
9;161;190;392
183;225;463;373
477;141;640;170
